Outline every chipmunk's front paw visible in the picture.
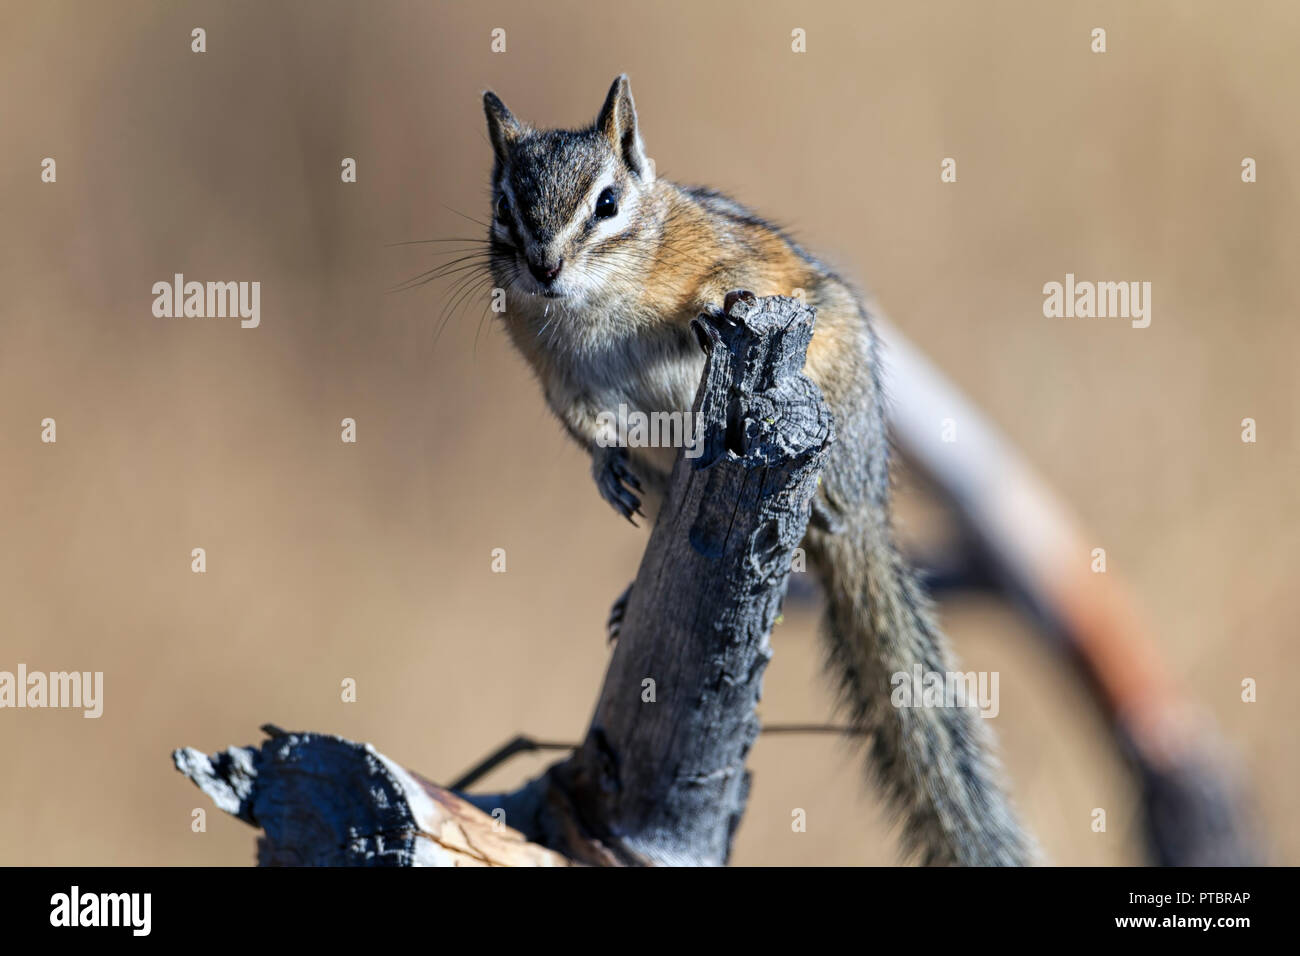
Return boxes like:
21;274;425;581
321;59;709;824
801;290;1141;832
593;448;644;524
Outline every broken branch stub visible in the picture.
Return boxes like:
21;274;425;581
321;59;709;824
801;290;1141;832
173;731;569;866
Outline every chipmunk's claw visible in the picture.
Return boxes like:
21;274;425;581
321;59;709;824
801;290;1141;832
606;582;633;644
594;449;643;524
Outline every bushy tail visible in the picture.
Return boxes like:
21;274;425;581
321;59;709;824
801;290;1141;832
806;511;1034;866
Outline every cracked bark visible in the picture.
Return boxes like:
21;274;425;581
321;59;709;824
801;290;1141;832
174;291;833;866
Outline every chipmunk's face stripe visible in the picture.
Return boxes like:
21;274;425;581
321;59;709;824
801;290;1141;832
571;160;638;247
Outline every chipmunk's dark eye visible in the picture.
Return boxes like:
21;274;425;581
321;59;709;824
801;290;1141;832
595;187;619;220
496;193;510;221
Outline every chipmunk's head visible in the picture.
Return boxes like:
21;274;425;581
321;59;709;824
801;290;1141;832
482;74;656;303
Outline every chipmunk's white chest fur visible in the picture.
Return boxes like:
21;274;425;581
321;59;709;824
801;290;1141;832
508;292;705;480
519;295;700;402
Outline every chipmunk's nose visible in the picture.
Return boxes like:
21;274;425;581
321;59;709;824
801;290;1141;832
528;257;563;285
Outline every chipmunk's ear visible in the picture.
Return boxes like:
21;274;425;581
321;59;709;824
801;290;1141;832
483;91;523;162
597;74;654;183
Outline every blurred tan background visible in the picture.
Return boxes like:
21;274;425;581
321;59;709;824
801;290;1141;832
1;0;1296;865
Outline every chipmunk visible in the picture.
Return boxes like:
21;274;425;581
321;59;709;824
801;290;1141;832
478;74;1033;865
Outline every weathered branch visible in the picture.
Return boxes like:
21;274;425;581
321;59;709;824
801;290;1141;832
175;291;833;866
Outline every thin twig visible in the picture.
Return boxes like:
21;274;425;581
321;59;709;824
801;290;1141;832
448;725;867;791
